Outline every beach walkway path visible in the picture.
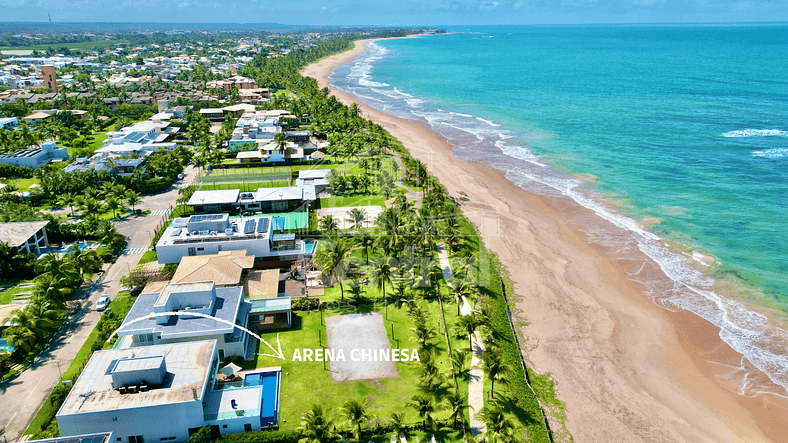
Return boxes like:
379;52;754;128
387;149;423;206
436;243;487;437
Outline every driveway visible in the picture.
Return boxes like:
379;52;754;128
0;166;197;441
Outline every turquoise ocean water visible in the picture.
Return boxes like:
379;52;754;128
330;25;788;395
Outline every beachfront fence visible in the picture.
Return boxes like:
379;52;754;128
501;280;555;443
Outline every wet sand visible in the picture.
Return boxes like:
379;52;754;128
302;38;788;442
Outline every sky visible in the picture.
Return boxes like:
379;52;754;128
0;0;786;25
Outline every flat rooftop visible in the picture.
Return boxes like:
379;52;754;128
158;216;272;247
13;431;113;443
57;340;216;416
203;386;261;421
117;286;244;339
188;190;240;206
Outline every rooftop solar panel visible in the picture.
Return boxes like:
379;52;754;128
257;217;269;233
190;214;225;222
243;219;256;234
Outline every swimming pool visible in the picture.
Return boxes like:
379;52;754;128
303;240;317;256
0;338;14;353
244;371;280;427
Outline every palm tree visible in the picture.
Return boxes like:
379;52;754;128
444;390;468;430
346;208;367;229
57;193;76;215
451;349;470;378
406;394;436;428
447;278;471;316
416;358;444;390
340;399;371;440
478;401;520;442
389;411;407;439
125;190;142;213
319;214;339;232
105;197;122;219
35;253;79;284
456;314;480;352
357;230;375;265
274;132;289;157
71;248;101;280
33;273;75;302
298;404;336;443
79;197;104;218
370;256;393;300
481;347;511;399
2;304;58;353
347;278;366;302
313;238;352;301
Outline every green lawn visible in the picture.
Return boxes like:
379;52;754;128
137;250;158;266
0;279;35;305
319;193;391;208
254;290;470;438
198;180;292;192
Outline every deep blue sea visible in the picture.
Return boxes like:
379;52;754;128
330;25;788;395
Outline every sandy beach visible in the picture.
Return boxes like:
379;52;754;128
302;39;788;442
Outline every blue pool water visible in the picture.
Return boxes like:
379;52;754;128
303;240;317;255
0;337;14;353
243;371;279;426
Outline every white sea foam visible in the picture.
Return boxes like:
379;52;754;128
476;117;500;127
752;148;788;158
722;129;788;138
336;41;788;396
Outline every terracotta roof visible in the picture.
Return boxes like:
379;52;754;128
23;111;51;120
170;250;254;286
141;280;169;295
244;269;280;298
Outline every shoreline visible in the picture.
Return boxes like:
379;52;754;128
302;39;788;442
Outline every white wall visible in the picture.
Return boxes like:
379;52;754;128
156;238;270;265
57;401;205;443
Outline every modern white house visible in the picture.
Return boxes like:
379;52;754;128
154;214;310;264
187;190;240;214
187;185;316;214
0;220;50;255
242;185;316;213
0;141;70;169
115;281;253;360
94;121;177;156
227;113;280;151
0;116;18;129
55;340;282;443
295;169;331;193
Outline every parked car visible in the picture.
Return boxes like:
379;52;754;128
95;294;110;311
177;173;184;180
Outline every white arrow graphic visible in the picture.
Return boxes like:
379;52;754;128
257;333;285;360
110;311;286;361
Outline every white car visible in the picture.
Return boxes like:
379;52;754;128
95;294;110;311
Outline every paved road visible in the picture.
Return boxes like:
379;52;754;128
0;166;197;441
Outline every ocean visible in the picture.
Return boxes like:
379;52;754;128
329;25;788;396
